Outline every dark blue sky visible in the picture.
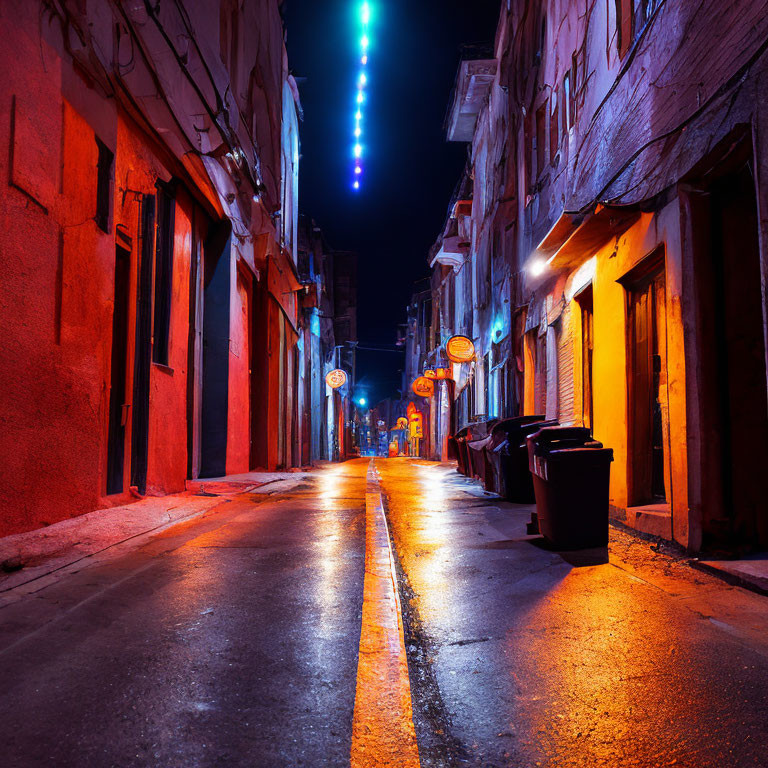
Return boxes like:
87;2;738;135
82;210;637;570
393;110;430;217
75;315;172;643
284;0;500;404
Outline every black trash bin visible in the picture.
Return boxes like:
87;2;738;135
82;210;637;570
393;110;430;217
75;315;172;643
484;417;533;493
527;426;613;550
454;426;470;475
466;420;497;483
498;416;555;502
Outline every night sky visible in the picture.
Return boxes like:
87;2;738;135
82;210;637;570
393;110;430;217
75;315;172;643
284;0;501;405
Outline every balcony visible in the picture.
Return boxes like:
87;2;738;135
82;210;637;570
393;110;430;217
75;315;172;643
446;59;498;142
430;234;469;269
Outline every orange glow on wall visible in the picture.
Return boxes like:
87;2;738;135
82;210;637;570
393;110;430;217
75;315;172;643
325;369;347;389
446;335;475;363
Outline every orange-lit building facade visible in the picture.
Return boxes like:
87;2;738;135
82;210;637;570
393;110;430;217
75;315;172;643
0;0;345;537
421;0;768;554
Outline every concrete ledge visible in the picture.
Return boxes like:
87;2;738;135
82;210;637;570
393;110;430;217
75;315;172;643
611;503;673;540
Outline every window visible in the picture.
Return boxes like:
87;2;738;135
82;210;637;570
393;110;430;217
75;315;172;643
615;0;633;58
549;93;560;163
617;0;662;58
562;72;574;134
535;103;547;178
524;114;534;194
152;183;175;366
95;137;113;233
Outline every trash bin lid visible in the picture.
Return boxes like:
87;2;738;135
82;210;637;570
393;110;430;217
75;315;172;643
547;446;614;462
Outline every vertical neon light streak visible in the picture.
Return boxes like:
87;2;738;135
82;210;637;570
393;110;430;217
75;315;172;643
353;2;371;191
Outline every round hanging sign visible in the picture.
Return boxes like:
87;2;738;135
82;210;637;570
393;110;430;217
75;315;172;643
446;335;475;363
423;369;437;379
412;376;435;398
325;369;347;389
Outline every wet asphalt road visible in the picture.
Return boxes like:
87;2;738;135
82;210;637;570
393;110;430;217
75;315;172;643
1;458;768;767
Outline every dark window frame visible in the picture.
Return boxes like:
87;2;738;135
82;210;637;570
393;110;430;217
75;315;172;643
95;137;113;233
152;181;176;366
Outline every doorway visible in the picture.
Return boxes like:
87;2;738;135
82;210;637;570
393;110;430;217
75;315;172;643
623;249;668;506
576;285;594;430
700;158;768;550
130;195;155;496
106;245;131;494
200;221;232;478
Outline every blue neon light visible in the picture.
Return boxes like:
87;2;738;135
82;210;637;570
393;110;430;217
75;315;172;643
352;2;372;191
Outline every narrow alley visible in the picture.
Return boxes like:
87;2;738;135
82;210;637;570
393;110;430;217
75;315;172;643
2;0;768;765
1;460;766;767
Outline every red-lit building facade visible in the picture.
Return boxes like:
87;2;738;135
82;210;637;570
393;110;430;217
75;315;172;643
417;0;768;554
0;0;345;537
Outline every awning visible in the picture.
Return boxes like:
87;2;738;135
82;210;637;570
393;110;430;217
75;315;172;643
536;204;640;271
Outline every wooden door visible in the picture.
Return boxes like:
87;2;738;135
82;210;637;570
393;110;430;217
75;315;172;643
627;259;668;505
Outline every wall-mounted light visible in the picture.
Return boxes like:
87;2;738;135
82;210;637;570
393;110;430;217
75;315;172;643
528;257;547;277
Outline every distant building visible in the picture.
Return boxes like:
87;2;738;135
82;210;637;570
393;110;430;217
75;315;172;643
297;216;358;463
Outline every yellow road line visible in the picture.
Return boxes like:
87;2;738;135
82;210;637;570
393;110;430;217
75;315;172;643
350;461;420;767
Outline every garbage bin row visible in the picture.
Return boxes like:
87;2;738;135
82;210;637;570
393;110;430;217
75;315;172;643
452;418;613;550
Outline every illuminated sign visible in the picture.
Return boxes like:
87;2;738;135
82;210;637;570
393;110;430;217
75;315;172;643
406;402;416;417
409;412;424;439
446;335;475;363
435;367;452;380
412;376;435;398
325;369;347;389
423;369;437;379
396;417;408;429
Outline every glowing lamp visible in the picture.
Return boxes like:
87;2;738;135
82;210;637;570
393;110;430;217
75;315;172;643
528;258;547;277
326;369;347;389
412;376;435;398
353;181;360;190
446;335;475;364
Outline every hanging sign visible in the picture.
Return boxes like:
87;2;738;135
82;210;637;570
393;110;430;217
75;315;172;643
325;369;347;389
423;369;437;379
435;367;452;380
446;335;475;363
396;416;408;430
412;376;435;398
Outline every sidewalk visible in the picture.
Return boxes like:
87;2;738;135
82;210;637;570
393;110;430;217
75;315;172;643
0;469;314;605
